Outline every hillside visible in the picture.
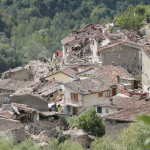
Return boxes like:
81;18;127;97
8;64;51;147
0;0;150;73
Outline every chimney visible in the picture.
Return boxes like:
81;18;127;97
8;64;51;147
110;98;113;105
117;76;120;84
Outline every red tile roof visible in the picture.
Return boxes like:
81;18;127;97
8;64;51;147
98;39;141;52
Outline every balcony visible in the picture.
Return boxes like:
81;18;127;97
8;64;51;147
64;98;82;107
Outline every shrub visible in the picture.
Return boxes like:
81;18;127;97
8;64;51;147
91;121;150;150
68;108;105;137
46;138;83;150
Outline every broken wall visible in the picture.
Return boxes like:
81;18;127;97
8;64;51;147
2;68;33;81
0;118;25;143
10;94;48;111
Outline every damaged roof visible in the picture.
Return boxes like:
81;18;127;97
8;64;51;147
37;79;61;97
11;103;39;113
61;24;103;45
64;77;110;95
0;78;35;91
93;65;133;86
95;95;142;109
103;100;150;122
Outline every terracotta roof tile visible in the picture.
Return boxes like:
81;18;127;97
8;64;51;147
103;100;150;122
65;77;110;95
37;79;61;97
94;65;132;86
98;39;141;52
45;67;77;78
96;95;141;109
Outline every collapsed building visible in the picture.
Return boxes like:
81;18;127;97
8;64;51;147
61;24;143;67
61;24;105;64
1;60;52;82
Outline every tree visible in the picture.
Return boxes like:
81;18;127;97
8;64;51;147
68;109;105;137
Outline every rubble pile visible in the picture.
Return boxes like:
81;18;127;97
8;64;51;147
24;60;51;82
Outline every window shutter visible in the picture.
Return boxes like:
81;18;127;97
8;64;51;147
99;92;103;97
75;94;78;101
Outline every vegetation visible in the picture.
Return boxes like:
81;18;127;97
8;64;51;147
91;121;150;150
0;133;83;150
1;119;150;150
114;5;150;30
0;1;150;72
67;109;105;137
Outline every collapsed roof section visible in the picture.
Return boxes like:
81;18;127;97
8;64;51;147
0;78;36;92
1;60;51;82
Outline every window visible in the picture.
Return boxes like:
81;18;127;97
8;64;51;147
99;92;103;97
70;93;78;101
106;108;109;113
97;107;102;113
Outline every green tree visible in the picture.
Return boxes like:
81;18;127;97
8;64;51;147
68;109;105;137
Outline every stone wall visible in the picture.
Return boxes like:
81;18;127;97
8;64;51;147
142;50;150;93
2;68;33;81
10;94;48;111
100;44;140;73
0;118;25;143
104;119;130;139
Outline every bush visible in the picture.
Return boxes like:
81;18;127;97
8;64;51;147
68;108;105;137
15;139;41;150
46;138;83;150
91;121;150;150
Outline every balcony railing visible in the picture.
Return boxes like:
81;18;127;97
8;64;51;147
64;98;82;107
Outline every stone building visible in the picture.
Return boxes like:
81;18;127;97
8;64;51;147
103;99;150;139
97;40;142;73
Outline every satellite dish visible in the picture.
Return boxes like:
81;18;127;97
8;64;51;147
4;97;10;103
